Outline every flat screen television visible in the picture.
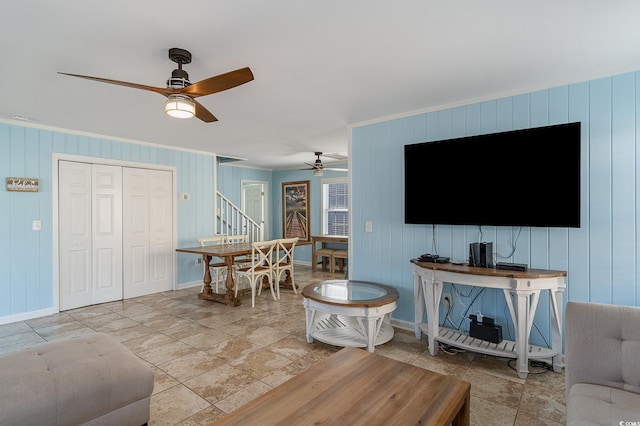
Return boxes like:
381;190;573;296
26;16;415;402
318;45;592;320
404;122;581;228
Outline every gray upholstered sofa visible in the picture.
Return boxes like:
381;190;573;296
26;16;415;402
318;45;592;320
565;301;640;425
0;332;154;426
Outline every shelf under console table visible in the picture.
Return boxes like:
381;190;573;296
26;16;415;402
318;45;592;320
411;260;566;379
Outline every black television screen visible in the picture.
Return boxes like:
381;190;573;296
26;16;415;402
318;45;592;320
404;122;581;228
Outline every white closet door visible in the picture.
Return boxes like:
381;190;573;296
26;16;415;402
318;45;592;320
92;164;123;304
148;169;173;294
59;161;123;310
59;161;93;310
123;168;173;298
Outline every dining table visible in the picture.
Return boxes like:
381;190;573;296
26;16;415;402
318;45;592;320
176;242;295;307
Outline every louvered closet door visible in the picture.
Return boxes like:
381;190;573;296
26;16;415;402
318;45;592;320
123;168;173;298
59;161;123;310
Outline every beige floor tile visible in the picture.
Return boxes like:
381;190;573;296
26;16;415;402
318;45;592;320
121;332;177;354
105;323;156;342
470;353;527;384
0;321;34;337
177;329;234;350
514;410;565;426
213;380;273;414
150;384;211;426
470;394;518;426
79;311;140;332
410;352;470;378
137;340;200;365
519;384;567;424
24;312;76;330
266;335;318;361
228;347;293;379
244;325;289;347
151;365;181;395
184;363;256;403
174;405;227;425
34;321;95;341
158;351;227;382
0;331;46;354
463;369;525;409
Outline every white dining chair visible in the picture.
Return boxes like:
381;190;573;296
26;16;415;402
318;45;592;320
197;236;227;293
234;239;278;307
225;234;248;244
225;234;253;268
274;237;299;296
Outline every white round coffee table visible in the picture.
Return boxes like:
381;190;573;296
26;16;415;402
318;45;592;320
302;279;399;352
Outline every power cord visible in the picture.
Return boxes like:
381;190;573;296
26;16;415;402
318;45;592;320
496;226;523;260
456;287;486;330
507;358;551;374
431;224;438;255
438;342;467;355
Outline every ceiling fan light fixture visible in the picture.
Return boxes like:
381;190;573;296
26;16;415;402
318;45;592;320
313;169;323;177
165;94;195;119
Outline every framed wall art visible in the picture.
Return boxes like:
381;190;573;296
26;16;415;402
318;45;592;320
282;180;310;242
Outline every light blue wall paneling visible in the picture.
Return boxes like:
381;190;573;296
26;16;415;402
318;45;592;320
611;73;636;305
351;70;640;348
0;123;215;320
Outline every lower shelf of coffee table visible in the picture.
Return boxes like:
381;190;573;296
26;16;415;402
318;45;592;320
309;313;394;349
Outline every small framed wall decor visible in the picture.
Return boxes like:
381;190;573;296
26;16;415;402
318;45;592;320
282;180;310;242
6;177;39;192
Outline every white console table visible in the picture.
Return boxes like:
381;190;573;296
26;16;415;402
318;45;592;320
412;260;566;378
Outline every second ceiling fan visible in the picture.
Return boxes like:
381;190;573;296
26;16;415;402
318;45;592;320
59;47;253;123
304;152;348;175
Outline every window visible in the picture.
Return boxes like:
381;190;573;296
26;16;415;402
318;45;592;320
322;179;349;236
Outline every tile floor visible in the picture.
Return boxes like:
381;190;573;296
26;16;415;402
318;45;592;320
0;266;566;425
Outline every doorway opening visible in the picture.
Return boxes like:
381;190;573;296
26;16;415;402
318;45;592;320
241;180;269;240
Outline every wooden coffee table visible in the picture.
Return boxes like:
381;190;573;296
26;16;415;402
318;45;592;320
213;347;471;425
302;280;399;352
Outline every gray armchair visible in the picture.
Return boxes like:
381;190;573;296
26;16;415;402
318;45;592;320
565;301;640;425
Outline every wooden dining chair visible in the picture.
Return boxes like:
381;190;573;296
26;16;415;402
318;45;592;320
197;236;227;293
234;239;278;307
330;249;348;274
274;237;299;296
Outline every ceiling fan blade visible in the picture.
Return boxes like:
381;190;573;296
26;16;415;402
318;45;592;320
180;67;254;98
323;167;348;172
58;72;172;96
193;99;218;123
304;162;320;169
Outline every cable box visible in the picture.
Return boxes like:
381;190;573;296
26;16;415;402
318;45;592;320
496;262;528;272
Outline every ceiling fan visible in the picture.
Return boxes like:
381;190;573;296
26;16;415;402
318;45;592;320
304;152;348;175
58;47;253;123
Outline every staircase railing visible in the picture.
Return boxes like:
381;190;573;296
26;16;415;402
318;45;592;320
216;191;263;242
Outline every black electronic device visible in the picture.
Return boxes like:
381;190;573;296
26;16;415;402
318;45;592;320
496;262;528;272
468;242;493;268
469;314;503;344
480;242;493;268
418;253;439;262
404;122;581;228
434;256;450;263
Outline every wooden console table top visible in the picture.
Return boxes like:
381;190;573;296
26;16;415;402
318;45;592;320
213;346;470;426
410;259;567;279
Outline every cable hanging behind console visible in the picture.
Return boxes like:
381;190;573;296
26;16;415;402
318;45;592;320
496;226;523;260
431;223;438;255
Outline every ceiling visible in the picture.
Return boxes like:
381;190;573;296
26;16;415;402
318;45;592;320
2;1;640;170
